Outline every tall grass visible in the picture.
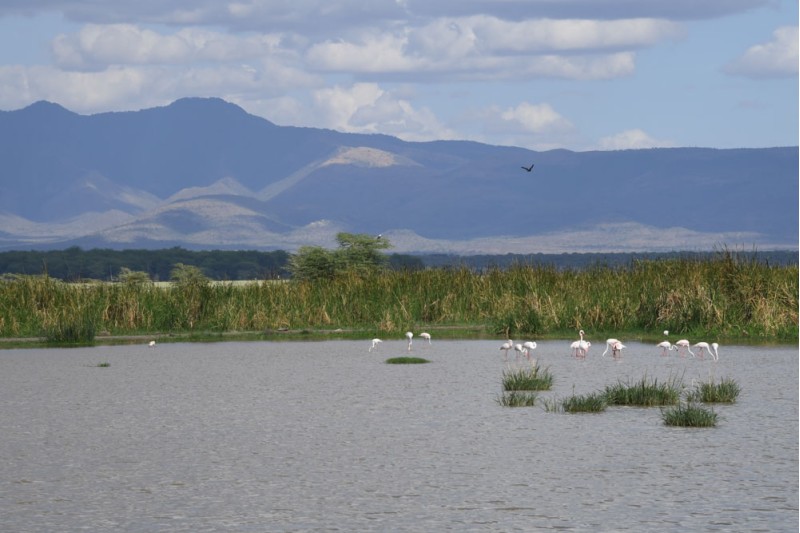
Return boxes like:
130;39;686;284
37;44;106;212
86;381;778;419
604;375;683;407
1;252;796;341
501;364;553;391
661;403;718;427
687;377;741;403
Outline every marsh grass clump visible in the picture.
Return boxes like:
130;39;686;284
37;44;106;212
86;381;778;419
561;392;608;413
44;314;97;344
96;362;110;367
501;364;553;391
496;391;537;407
385;356;430;364
604;375;682;407
687;377;741;403
661;402;718;427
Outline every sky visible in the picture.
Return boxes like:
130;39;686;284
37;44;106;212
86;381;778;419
0;0;796;151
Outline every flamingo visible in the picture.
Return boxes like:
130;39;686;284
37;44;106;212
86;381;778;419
405;331;413;351
521;163;534;172
611;341;626;358
513;343;526;360
572;330;590;358
419;332;431;344
674;339;695;357
369;338;382;352
601;338;621;357
500;339;514;360
692;341;713;359
710;342;720;361
148;340;156;347
522;341;537;359
657;340;676;356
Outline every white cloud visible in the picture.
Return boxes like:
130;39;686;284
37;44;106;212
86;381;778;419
724;26;799;79
310;82;457;141
499;102;574;134
596;129;675;150
52;23;287;70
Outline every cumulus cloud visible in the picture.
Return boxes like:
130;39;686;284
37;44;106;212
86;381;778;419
311;83;458;141
724;26;798;79
596;129;675;150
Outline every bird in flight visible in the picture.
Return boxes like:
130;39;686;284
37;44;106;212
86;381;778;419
521;163;534;172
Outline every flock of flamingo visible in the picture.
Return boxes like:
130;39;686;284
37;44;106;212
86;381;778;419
369;329;720;362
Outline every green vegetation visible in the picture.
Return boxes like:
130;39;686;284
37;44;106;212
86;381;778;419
661;403;718;427
385;356;430;364
496;391;538;407
0;247;796;343
96;362;111;367
501;364;553;391
603;375;683;407
687;377;741;403
560;392;609;413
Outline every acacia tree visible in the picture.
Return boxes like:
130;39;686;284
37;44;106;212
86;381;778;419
289;233;390;280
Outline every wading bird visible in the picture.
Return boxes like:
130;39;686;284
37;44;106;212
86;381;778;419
148;340;156;347
611;341;626;358
572;330;590;358
692;341;713;359
500;339;514;360
522;341;537;359
419;332;431;344
710;342;720;361
521;163;534;172
601;338;621;357
369;338;382;352
514;343;527;360
674;339;695;357
657;340;676;356
405;331;414;351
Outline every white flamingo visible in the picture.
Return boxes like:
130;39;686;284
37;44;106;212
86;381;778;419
148;340;156;347
674;339;695;357
572;330;590;358
369;338;382;352
500;339;514;360
513;343;526;360
611;341;626;357
692;341;712;359
601;338;621;357
522;341;537;359
710;342;720;361
657;340;676;356
419;332;431;344
405;331;413;351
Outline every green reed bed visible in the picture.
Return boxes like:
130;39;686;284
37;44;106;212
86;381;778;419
687;377;741;403
501;364;553;391
385;357;430;364
1;252;796;342
560;392;609;413
603;375;682;407
661;403;718;427
496;391;538;407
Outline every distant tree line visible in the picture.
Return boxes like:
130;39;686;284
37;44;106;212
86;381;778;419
0;244;794;282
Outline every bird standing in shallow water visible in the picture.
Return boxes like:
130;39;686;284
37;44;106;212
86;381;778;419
419;332;431;344
405;331;414;351
369;338;382;352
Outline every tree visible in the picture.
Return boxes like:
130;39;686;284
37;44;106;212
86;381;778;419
170;263;209;286
289;233;391;280
118;267;152;285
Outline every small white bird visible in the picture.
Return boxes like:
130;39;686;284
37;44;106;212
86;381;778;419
148;340;156;347
710;342;720;361
419;332;431;344
405;331;414;351
369;338;382;352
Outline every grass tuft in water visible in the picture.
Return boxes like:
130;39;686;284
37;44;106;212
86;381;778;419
501;363;553;391
604;374;682;407
496;391;537;407
96;362;110;367
561;392;608;413
385;356;430;364
687;377;740;403
661;402;718;427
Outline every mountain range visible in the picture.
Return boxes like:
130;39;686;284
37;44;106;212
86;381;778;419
0;97;796;253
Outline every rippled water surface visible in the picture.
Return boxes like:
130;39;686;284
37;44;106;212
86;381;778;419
1;339;797;532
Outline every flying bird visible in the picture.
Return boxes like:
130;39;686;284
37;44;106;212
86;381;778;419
521;163;534;172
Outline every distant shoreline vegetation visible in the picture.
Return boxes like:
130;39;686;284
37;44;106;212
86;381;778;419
0;245;796;282
0;246;796;344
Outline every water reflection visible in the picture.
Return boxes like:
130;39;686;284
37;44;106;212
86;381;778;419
0;340;797;531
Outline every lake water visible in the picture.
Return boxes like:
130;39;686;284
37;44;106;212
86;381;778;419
0;338;797;532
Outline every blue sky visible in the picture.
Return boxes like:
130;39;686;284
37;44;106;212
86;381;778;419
0;0;796;151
